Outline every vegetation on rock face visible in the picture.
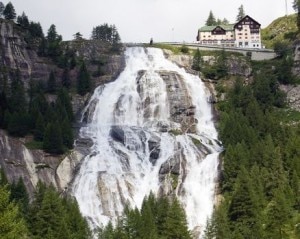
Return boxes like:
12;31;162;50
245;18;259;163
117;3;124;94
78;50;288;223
0;174;91;239
192;48;203;71
262;14;298;49
0;1;124;155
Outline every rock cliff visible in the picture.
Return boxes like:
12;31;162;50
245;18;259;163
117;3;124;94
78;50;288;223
0;19;125;194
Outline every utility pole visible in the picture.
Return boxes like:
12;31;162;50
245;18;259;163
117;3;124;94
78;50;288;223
172;28;174;43
285;0;288;16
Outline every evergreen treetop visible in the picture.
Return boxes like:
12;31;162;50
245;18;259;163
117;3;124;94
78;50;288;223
236;4;246;21
206;10;217;26
3;2;16;20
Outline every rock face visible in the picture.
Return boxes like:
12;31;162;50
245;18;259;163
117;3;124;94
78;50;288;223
159;71;197;133
0;19;124;90
293;41;300;77
226;56;252;77
0;129;91;197
280;84;300;111
0;19;55;85
0;19;125;195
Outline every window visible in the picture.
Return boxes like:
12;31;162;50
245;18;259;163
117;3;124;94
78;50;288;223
245;42;249;46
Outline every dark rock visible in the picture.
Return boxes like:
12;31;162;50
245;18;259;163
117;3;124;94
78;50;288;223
159;151;181;176
148;136;161;165
110;126;125;144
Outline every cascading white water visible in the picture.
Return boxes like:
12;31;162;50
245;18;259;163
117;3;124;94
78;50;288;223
72;47;222;238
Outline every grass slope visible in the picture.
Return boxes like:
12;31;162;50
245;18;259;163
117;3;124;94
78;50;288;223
262;14;298;48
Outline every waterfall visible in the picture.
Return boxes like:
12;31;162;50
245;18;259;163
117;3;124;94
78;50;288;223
72;47;222;238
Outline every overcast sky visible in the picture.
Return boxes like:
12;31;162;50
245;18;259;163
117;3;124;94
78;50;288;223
6;0;295;43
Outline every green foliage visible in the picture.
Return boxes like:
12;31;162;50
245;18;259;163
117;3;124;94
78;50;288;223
0;185;28;238
43;122;64;154
180;45;189;54
294;0;300;31
91;23;122;52
10;178;29;216
17;12;29;29
214;65;300;238
28;183;91;239
25;140;43;150
77;61;92;95
99;194;192;239
206;10;216;26
236;5;245;22
262;14;297;49
61;69;71;89
202;49;228;80
273;41;291;58
91;23;121;43
192;48;202;71
3;2;16;20
47;71;56;93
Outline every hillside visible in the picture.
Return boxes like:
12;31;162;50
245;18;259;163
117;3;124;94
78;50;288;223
262;14;297;48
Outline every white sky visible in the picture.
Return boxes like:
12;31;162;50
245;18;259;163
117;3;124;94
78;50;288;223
6;0;295;43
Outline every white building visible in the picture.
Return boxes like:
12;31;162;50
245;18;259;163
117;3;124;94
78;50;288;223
197;15;261;49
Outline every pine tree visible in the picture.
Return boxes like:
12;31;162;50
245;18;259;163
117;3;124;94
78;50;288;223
9;69;26;113
236;5;245;22
46;24;62;59
99;221;115;239
3;2;16;20
47;71;56;93
0;2;4;16
192;48;202;71
57;88;74;121
17;12;29;28
43;122;64;154
62;69;71;89
294;0;300;31
34;112;45;141
265;188;292;238
9;178;29;216
164;198;192;239
77;61;91;95
206;11;216;26
229;168;263;238
63;197;91;239
33;186;71;238
0;185;28;238
215;49;228;79
61;119;74;149
0;168;8;186
140;198;158;239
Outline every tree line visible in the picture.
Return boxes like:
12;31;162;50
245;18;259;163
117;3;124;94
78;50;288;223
205;5;245;26
0;68;75;154
0;170;91;239
99;192;192;239
203;59;300;238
